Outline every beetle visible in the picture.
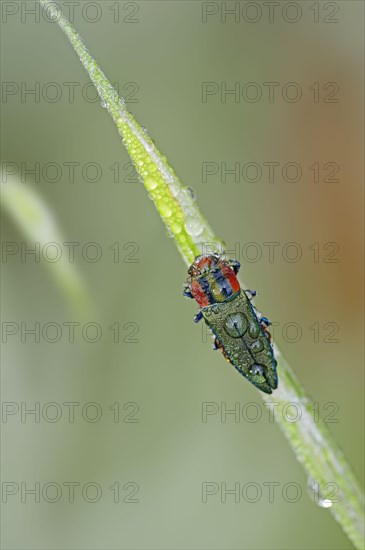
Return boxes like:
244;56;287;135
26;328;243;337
183;254;278;394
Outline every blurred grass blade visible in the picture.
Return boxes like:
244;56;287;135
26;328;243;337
1;171;93;318
37;2;365;548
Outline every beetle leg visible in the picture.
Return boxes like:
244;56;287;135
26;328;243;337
183;284;193;299
259;316;272;341
212;336;220;350
260;322;272;342
212;337;230;361
194;311;203;323
228;259;241;274
244;289;257;300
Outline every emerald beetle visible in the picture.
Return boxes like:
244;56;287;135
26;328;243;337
183;254;278;394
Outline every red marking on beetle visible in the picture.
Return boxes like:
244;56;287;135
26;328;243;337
191;280;210;307
188;255;213;277
220;264;240;294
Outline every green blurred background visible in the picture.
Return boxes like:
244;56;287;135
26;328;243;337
1;1;364;548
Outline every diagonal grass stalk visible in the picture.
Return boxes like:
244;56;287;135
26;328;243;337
37;1;364;547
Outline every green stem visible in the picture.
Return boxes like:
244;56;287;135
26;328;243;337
38;2;364;547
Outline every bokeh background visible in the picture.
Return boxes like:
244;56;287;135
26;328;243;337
1;1;364;548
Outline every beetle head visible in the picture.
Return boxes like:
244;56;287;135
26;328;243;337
188;254;220;277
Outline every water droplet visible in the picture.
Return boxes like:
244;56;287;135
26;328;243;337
159;202;172;218
320;499;333;508
307;477;333;508
185;216;203;237
170;222;182;235
168;183;180;198
224;312;248;338
250;340;264;353
187;187;196;200
145;177;157;191
248;322;260;339
250;364;265;377
100;100;107;109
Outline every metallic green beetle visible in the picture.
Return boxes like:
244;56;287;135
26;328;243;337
183;254;278;394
